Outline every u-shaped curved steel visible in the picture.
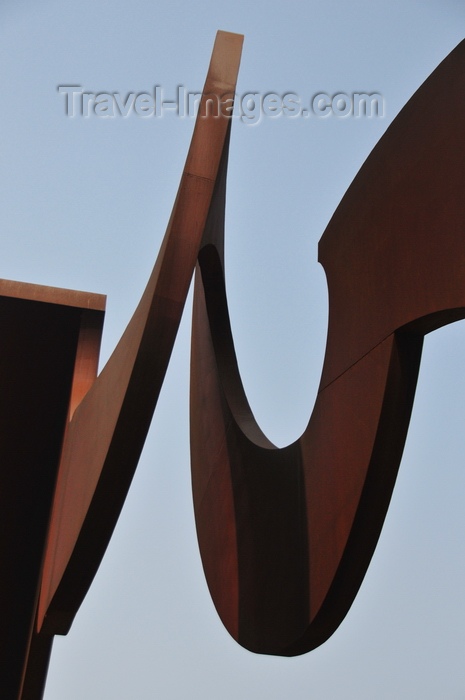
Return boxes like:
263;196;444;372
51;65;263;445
21;32;465;698
190;39;465;655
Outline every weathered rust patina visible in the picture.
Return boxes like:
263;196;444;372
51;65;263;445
3;30;465;700
190;39;465;654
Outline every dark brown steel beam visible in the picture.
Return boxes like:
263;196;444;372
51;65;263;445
0;281;105;698
2;31;243;700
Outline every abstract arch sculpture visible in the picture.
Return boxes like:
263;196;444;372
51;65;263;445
190;36;465;655
2;29;465;699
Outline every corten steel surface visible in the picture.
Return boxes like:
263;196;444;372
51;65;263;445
190;39;465;655
9;30;243;700
0;31;241;700
0;281;105;700
37;30;242;641
3;28;465;700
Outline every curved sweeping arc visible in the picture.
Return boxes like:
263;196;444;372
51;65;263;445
190;39;465;655
37;31;244;636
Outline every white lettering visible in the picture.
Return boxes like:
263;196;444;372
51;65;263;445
58;86;83;117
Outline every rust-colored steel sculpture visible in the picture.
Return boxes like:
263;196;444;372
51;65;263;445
0;281;105;700
3;31;243;700
190;39;465;655
2;28;465;700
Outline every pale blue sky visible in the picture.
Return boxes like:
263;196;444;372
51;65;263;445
2;2;465;698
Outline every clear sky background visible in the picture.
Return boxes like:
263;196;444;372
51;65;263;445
2;1;465;698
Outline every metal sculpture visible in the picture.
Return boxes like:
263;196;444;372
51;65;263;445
191;38;465;655
5;31;242;700
2;28;465;700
